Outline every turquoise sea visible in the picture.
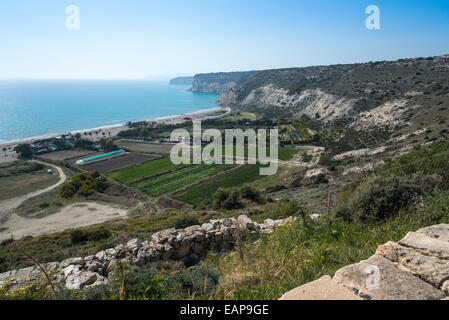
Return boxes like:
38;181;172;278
0;80;218;143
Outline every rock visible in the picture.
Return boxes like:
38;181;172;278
399;232;449;260
442;280;449;294
105;248;117;259
79;271;98;288
14;267;35;281
416;224;449;242
126;238;141;253
264;219;276;229
201;223;213;232
60;257;84;268
95;251;106;261
377;241;449;288
106;258;117;274
279;275;362;300
210;220;220;229
333;254;445;300
238;215;255;229
85;260;102;273
222;218;237;227
62;264;81;278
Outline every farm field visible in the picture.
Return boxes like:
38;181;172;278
39;150;96;161
0;166;60;201
132;164;236;197
76;153;160;174
172;164;262;205
221;145;297;161
107;156;179;184
116;140;174;155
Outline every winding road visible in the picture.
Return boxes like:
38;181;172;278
0;160;67;223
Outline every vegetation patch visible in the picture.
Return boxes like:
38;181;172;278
132;164;236;197
173;165;262;205
108;157;179;184
59;171;109;199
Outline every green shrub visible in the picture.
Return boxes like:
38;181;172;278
70;230;89;244
241;185;265;204
109;261;171;300
172;216;200;229
335;174;441;222
59;171;109;199
88;229;111;241
211;188;243;210
176;265;219;298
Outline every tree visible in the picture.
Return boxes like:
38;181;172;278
2;147;6;157
14;143;33;159
101;138;117;151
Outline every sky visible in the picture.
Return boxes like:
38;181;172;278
0;0;448;79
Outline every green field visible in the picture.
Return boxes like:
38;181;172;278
132;164;236;197
173;164;263;205
218;145;297;161
107;157;179;184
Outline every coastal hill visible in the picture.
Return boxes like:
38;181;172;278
168;76;194;85
218;55;449;123
191;70;260;94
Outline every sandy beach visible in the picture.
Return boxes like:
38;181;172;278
0;106;230;163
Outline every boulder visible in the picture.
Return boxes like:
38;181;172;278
238;215;255;229
416;224;449;242
399;232;449;260
201;223;213;232
333;254;445;300
377;241;449;288
279;275;362;300
60;257;85;268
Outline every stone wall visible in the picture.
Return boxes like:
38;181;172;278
0;215;295;291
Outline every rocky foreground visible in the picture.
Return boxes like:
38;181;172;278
280;224;449;300
0;215;294;291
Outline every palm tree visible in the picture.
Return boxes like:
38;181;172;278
108;132;111;137
2;147;6;157
95;131;99;139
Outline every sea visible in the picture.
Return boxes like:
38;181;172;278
0;80;219;144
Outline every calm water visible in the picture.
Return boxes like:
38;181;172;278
0;80;218;143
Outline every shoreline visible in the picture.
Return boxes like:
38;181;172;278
0;106;230;152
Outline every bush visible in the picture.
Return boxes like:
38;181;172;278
211;188;243;210
109;261;171;300
70;228;111;244
176;265;219;298
59;171;109;199
241;185;265;204
335;174;441;222
70;230;89;244
172;216;200;229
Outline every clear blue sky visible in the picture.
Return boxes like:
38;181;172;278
0;0;448;79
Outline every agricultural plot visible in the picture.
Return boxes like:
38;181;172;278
221;145;297;161
107;156;179;184
0;165;60;201
76;153;160;174
132;164;236;197
116;140;174;155
39;150;96;161
172;164;262;205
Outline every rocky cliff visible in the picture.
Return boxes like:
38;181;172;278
169;76;194;85
218;55;449;126
191;71;260;94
